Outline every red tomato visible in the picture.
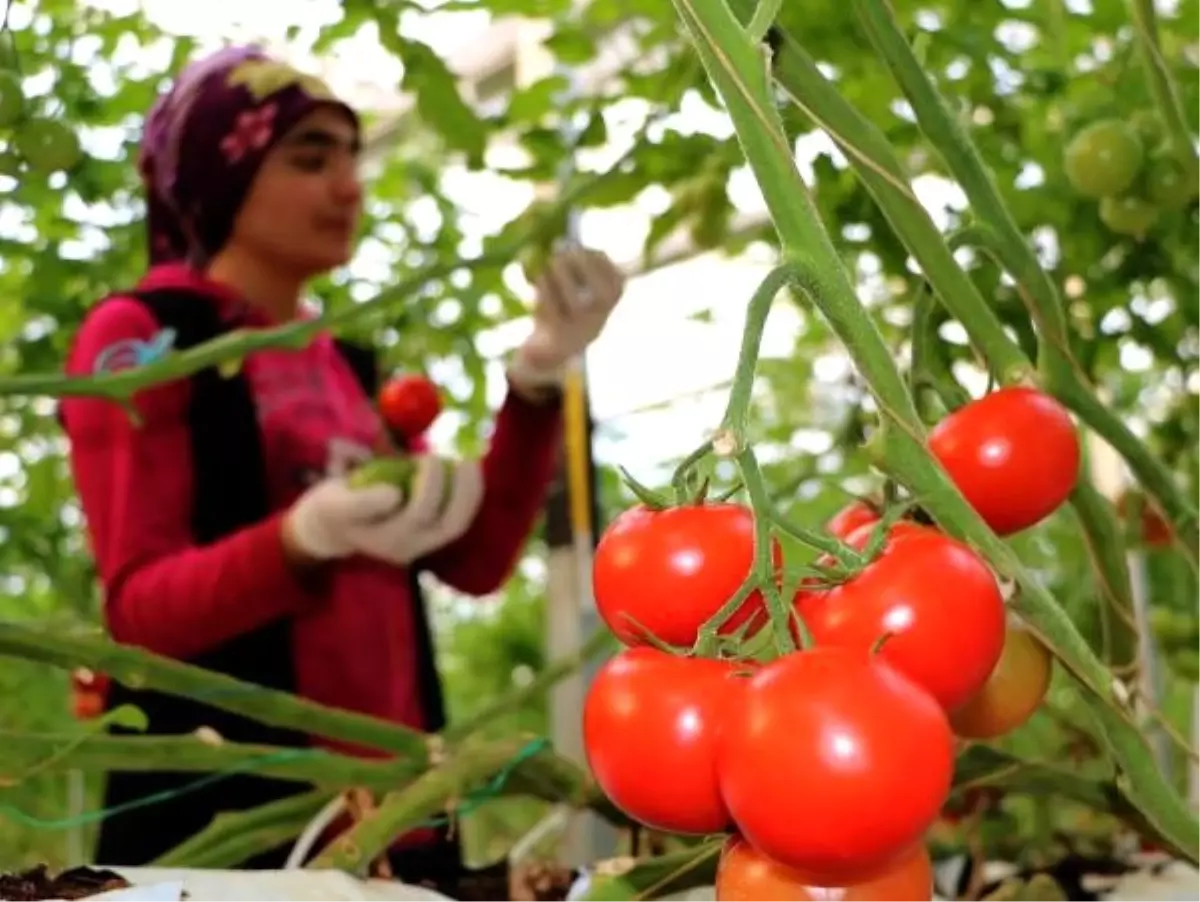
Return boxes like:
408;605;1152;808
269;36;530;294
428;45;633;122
378;374;442;438
795;522;1004;712
583;647;746;834
928;387;1080;535
717;647;954;886
826;501;881;540
593;504;778;647
716;835;934;901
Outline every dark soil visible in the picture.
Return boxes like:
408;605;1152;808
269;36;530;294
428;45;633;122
0;866;131;901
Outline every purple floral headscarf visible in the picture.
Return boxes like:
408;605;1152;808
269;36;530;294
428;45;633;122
138;45;360;266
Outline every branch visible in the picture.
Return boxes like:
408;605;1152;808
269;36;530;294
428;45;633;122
1124;0;1197;169
0;623;430;760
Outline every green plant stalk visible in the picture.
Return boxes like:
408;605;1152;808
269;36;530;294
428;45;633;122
442;627;617;742
850;0;1199;566
0;730;418;789
0;623;430;759
909;287;972;416
1070;481;1139;680
307;736;536;874
737;19;1032;387
152;789;332;867
669;0;1198;862
1124;0;1197;168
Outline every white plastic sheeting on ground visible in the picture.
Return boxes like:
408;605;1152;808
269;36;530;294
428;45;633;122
57;868;453;902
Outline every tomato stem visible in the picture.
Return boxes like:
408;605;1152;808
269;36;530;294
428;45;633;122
768;513;865;568
671;440;715;505
694;575;761;657
735;447;795;654
717;263;798;449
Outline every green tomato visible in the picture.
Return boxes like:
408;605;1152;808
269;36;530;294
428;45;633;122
1145;154;1200;210
1064;119;1144;199
1130;109;1166;151
1098;193;1160;238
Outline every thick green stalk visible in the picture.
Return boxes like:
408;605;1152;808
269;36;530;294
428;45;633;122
1070;482;1139;679
0;623;430;759
669;0;1198;862
730;17;1032;387
1;731;415;789
1124;0;1197;168
850;0;1199;566
153;790;332;867
306;736;595;873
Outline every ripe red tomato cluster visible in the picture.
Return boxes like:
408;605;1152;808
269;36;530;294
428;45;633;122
585;391;1067;896
377;373;442;440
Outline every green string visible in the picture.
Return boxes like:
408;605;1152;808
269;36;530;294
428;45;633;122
0;737;550;832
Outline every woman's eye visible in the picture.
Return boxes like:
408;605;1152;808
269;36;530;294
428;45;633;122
291;154;327;172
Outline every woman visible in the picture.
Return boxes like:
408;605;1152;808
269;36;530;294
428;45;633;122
59;45;626;879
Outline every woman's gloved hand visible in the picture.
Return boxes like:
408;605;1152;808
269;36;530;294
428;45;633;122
508;247;626;394
282;455;484;568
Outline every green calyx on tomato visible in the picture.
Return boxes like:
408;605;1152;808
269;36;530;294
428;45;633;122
928;386;1080;536
1063;119;1144;199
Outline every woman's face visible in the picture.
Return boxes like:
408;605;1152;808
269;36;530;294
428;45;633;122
230;105;364;276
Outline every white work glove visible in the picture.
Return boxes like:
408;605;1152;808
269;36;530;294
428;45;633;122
284;456;485;567
508;247;626;392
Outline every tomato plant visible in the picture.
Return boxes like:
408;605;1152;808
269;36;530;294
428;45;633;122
795;522;1005;712
826;500;881;540
592;503;778;647
927;387;1080;536
377;373;442;439
582;647;746;834
1063;119;1144;199
717;646;953;886
950;620;1053;740
716;835;934;901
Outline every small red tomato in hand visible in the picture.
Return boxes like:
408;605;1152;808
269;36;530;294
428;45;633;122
716;834;935;901
928;387;1080;536
796;522;1005;712
378;374;442;439
718;647;953;887
583;647;747;834
593;503;778;647
826;500;882;540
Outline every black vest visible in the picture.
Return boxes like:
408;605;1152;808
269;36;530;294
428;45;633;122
89;288;450;868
